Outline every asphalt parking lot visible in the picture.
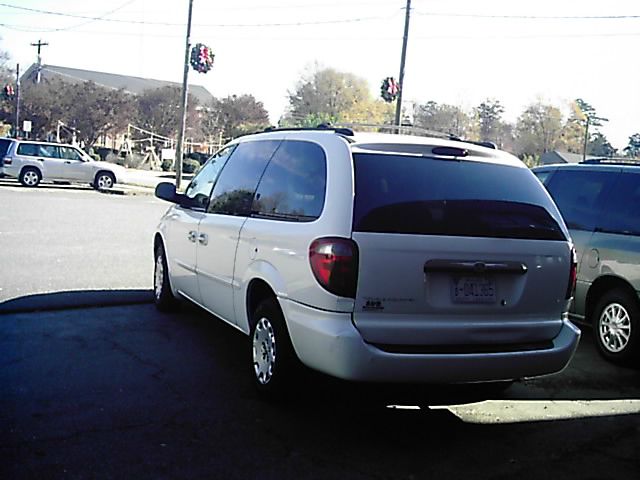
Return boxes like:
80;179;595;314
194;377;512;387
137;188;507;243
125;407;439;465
1;291;639;480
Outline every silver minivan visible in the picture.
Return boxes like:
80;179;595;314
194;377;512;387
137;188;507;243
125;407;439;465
153;127;580;394
534;162;640;365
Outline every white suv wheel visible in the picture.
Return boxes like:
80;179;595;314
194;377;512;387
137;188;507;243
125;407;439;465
20;169;41;187
95;172;115;190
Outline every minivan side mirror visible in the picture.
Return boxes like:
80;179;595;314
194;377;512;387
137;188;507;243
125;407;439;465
155;182;179;203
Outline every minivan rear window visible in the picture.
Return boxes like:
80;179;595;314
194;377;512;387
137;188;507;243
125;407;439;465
352;153;565;240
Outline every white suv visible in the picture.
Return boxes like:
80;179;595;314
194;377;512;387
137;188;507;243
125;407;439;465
0;138;126;189
153;127;580;394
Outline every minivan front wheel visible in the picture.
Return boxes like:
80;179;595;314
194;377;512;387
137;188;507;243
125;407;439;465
593;289;639;365
250;298;296;395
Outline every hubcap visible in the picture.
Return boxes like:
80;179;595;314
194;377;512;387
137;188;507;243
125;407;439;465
97;175;113;189
154;255;164;300
24;171;38;186
599;302;632;353
253;317;276;385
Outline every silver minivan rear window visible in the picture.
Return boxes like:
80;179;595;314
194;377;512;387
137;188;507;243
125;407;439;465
352;153;566;240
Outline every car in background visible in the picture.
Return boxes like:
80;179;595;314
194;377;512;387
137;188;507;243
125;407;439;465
533;161;640;365
0;137;12;178
0;138;127;189
152;126;580;395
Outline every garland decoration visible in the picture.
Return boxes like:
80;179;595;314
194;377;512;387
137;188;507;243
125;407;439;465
380;77;400;103
190;43;215;74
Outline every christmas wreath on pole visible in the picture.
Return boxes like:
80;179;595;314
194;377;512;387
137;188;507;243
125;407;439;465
190;43;215;74
380;77;400;103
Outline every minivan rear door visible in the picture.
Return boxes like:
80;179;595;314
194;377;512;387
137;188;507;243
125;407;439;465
351;152;573;348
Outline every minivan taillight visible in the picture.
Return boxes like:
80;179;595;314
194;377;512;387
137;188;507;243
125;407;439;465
309;237;359;298
2;156;11;165
566;246;577;300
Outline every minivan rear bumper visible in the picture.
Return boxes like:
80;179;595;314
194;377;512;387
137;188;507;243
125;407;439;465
282;298;581;383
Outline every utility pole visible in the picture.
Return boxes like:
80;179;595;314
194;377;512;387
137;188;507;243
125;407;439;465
582;116;591;162
15;63;20;138
394;0;412;128
175;0;194;190
30;39;49;83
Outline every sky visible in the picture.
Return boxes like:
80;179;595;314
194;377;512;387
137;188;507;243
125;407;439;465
0;0;639;149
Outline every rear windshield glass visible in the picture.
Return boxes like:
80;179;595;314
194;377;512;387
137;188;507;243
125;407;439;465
353;153;565;240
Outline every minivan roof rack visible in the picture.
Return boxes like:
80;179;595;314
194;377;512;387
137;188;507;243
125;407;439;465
581;158;640;165
262;125;355;136
333;123;498;149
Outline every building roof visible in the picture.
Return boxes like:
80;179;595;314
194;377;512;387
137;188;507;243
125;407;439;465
540;150;599;165
20;64;214;105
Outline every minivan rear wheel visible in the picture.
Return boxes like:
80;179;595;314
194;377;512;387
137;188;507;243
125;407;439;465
250;297;297;396
19;167;41;187
593;289;639;365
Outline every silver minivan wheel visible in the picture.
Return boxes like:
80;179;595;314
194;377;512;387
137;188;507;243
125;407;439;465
249;297;297;395
153;245;178;311
598;302;631;354
593;289;639;365
253;317;277;385
154;255;164;301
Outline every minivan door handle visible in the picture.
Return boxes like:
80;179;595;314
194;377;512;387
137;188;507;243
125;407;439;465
424;260;528;275
198;233;208;246
187;230;197;243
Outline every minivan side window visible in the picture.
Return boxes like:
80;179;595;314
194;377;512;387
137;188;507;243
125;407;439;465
546;169;618;231
208;140;280;216
251;140;327;222
184;145;235;210
597;172;640;236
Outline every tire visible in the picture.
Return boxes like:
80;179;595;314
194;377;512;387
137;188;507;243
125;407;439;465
19;167;41;187
94;171;115;190
154;244;179;311
592;289;639;365
250;297;297;396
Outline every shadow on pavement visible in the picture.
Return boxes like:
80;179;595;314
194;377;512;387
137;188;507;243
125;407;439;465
0;289;153;314
175;301;640;406
1;295;639;478
0;179;94;191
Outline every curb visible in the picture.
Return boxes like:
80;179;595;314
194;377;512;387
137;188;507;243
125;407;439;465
0;289;154;314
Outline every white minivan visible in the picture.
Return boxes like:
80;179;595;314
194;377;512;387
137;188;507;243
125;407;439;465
153;127;580;394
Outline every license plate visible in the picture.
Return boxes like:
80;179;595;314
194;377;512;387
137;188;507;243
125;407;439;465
452;277;496;304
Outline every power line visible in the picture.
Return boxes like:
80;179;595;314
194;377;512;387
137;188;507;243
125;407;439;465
48;0;140;33
414;11;640;20
2;21;638;40
0;3;395;28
